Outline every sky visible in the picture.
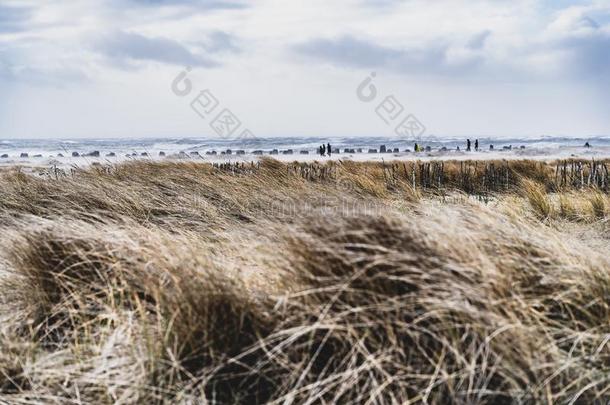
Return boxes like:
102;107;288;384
0;0;609;139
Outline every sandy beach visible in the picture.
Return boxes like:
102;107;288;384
2;144;609;173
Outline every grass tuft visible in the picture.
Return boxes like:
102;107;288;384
522;179;553;219
0;160;609;403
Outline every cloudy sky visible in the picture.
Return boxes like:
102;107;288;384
0;0;609;139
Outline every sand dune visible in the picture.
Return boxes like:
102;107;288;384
1;160;609;403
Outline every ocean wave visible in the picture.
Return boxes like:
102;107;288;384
0;136;607;156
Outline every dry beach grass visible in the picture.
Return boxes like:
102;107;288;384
1;159;610;404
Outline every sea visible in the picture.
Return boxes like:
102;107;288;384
0;136;608;158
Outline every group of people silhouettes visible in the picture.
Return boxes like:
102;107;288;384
316;140;485;155
318;143;332;157
466;139;479;152
414;140;481;153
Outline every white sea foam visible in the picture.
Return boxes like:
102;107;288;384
0;136;609;169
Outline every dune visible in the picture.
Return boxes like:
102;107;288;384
0;159;609;403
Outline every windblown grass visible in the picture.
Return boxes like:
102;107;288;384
0;160;609;403
522;179;553;219
590;192;607;220
559;193;579;221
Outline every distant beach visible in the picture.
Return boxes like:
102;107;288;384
1;136;610;169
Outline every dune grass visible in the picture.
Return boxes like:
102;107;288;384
522;179;553;219
0;159;609;404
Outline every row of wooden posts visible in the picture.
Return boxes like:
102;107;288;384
205;159;610;193
379;161;514;194
555;160;609;190
282;159;610;194
212;162;260;175
40;159;610;194
382;160;610;193
274;161;517;194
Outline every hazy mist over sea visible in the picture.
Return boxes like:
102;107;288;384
1;136;609;158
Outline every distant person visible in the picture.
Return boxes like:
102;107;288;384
322;144;326;156
414;143;419;152
490;144;494;150
585;142;591;148
475;139;479;151
466;139;471;152
327;143;332;157
456;146;460;151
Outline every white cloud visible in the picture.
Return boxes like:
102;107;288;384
0;0;608;138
